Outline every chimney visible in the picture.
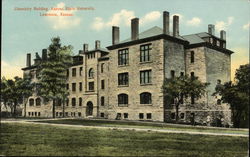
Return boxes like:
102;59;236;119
95;40;100;49
83;44;88;52
220;30;226;40
112;26;120;45
163;11;170;35
208;24;215;35
131;18;139;40
42;49;47;60
26;53;31;67
173;15;179;37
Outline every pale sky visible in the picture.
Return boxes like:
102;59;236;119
2;0;249;80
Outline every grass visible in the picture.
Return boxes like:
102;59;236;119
36;119;248;135
0;123;248;156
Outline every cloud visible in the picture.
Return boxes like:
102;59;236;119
242;22;250;30
140;11;161;25
1;60;23;79
45;2;81;30
231;47;249;80
215;17;234;32
186;17;202;26
91;10;162;31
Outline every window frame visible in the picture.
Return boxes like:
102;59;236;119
140;44;152;62
118;72;129;86
118;48;129;66
140;70;152;85
140;92;152;104
118;93;128;106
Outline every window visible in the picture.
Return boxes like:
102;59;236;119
217;99;221;105
118;49;129;65
38;112;40;116
101;63;104;73
140;92;152;104
67;69;69;77
118;94;128;106
72;83;76;92
101;80;105;89
57;99;62;106
147;113;152;119
139;113;144;119
72;98;76;106
116;113;122;120
36;98;41;106
191;51;194;63
88;82;94;91
171;70;175;78
118;72;129;86
100;113;104;118
140;44;152;62
124;113;128;119
79;82;82;91
65;112;68;117
66;84;69;90
28;112;31;116
78;112;81;117
216;40;220;47
191;93;195;104
180;72;184;77
32;112;34;116
79;67;83;76
29;99;34;106
88;68;94;78
66;98;69;106
56;112;58;117
35;112;37;116
60;112;62;117
171;113;175;120
180;113;185;119
72;68;76;77
191;72;195;80
101;97;105;106
140;70;152;84
79;97;82;106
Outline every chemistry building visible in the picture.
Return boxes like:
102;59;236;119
22;11;234;125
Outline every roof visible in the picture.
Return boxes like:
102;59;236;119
120;26;186;43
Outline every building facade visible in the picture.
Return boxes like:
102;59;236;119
22;11;233;126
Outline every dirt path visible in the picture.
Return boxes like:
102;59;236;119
1;120;248;137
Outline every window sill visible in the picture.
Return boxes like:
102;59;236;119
118;64;129;67
86;90;95;92
118;104;128;107
139;61;153;64
140;104;152;106
140;83;152;86
118;85;129;87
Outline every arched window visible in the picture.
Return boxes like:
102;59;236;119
88;68;94;78
36;98;41;106
101;63;105;73
140;92;152;104
29;99;34;106
118;94;128;106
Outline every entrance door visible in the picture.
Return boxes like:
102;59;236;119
86;101;93;116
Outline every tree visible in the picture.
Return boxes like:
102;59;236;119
162;75;209;123
37;37;72;118
214;64;249;128
0;76;33;117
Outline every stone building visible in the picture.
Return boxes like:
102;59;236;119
22;11;233;125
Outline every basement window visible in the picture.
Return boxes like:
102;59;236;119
139;113;144;119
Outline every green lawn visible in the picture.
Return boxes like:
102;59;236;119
0;123;248;156
36;119;248;135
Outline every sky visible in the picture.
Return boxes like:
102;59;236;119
2;0;249;80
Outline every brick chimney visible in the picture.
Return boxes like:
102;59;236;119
112;26;120;45
131;18;139;40
26;53;31;67
208;24;215;35
163;11;170;35
173;15;179;37
95;40;100;49
220;30;226;40
83;44;88;52
42;49;47;60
